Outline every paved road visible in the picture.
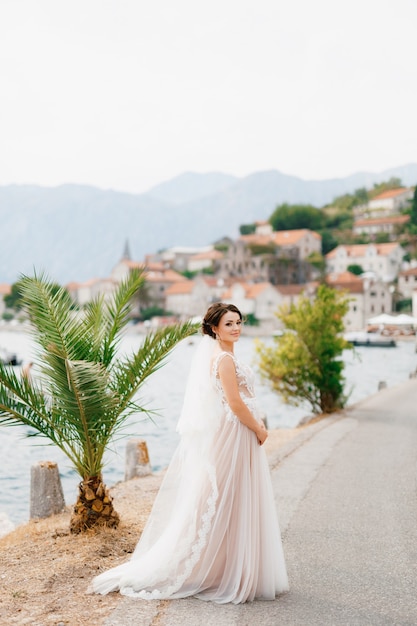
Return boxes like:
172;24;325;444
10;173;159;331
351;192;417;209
105;379;417;626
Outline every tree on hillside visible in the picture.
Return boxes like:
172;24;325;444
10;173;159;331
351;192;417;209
240;223;256;235
307;252;326;282
409;186;417;228
369;177;402;198
269;203;325;231
4;280;67;311
375;232;390;244
0;270;196;533
319;230;339;255
256;285;352;414
347;264;364;275
326;187;368;212
353;187;369;205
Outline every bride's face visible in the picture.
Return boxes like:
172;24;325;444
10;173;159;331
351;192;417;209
213;311;242;343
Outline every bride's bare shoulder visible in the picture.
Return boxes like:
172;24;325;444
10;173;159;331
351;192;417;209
211;350;235;374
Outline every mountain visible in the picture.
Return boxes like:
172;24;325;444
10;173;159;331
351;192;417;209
148;171;238;204
1;164;416;285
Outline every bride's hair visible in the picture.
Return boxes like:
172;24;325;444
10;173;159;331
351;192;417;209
202;302;242;339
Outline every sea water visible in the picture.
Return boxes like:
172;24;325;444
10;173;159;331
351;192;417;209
0;325;416;527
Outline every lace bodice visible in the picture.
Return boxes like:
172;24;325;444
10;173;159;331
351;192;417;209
211;351;258;424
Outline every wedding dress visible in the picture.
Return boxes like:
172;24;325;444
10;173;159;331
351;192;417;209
91;335;289;603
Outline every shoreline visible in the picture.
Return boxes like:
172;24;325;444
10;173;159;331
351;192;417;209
0;419;326;625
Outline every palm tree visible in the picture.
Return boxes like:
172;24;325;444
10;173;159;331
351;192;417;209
0;270;196;533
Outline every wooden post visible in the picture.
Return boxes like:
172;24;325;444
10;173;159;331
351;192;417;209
125;439;152;480
378;381;387;390
30;461;65;519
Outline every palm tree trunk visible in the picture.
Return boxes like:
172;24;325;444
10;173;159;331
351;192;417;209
70;476;120;533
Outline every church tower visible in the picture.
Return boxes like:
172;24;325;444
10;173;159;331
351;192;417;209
122;239;132;261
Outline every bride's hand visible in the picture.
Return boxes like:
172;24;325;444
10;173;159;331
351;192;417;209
256;422;268;445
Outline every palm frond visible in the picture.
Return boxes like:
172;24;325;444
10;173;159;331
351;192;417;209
109;321;198;429
102;269;145;365
0;272;198;483
19;272;92;362
0;360;78;455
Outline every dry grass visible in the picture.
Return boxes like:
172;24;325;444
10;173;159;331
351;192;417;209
0;474;161;626
0;426;308;626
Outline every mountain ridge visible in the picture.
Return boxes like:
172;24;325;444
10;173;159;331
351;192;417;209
1;164;416;285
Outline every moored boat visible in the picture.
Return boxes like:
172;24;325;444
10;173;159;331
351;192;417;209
0;347;23;366
344;331;396;348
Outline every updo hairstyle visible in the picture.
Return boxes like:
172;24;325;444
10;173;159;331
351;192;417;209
202;302;242;339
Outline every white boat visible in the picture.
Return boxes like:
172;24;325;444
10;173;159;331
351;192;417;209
344;331;396;348
0;347;22;366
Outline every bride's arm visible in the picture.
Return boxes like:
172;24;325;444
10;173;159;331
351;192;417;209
217;355;267;445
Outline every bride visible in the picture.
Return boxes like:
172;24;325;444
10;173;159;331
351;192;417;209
91;302;289;603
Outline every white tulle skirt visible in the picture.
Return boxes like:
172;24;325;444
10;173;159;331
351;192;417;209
92;412;289;604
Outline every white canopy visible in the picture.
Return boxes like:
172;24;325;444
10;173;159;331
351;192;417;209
367;313;417;326
367;314;397;325
392;313;417;325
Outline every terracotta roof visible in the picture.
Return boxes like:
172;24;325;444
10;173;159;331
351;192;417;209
326;242;401;259
222;282;271;300
165;281;194;295
327;271;363;284
326;271;364;293
275;284;307;295
245;283;273;298
371;188;410;201
122;260;166;272
354;215;410;227
123;260;144;269
66;278;102;288
273;229;321;244
0;283;11;296
328;280;364;294
240;228;321;247
66;281;82;290
189;249;223;261
399;267;417;277
66;278;116;290
201;276;233;288
145;268;187;283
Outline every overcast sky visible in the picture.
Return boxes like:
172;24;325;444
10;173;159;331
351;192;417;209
1;0;416;194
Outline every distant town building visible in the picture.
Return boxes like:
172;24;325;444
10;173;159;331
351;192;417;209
239;223;322;260
217;226;320;285
367;188;414;213
110;257;188;310
354;187;414;219
221;282;284;331
353;214;410;240
145;246;222;274
165;276;213;319
325;242;405;282
326;271;393;330
187;248;224;273
398;267;417;299
66;278;117;306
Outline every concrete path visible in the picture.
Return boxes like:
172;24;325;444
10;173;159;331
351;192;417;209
104;379;417;626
